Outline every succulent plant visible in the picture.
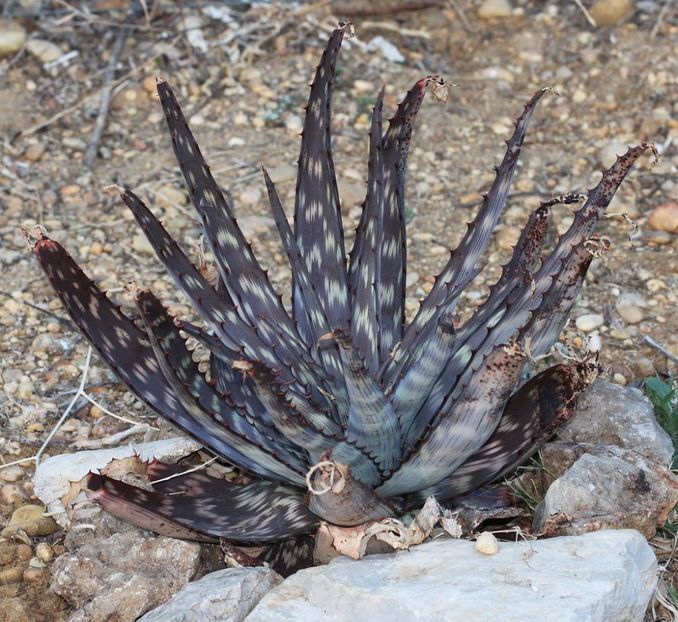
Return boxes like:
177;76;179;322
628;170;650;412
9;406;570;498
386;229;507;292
34;23;648;570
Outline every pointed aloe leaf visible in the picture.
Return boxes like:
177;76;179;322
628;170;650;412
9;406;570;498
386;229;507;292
156;79;299;350
349;89;384;373
409;361;600;504
393;145;649;447
294;24;350;331
238;359;341;459
32;237;261;471
263;169;349;418
377;76;445;361
87;473;217;541
332;330;401;474
378;344;526;497
136;290;307;466
259;535;315;577
122;189;326;402
88;473;318;542
135;291;307;485
385;88;550;382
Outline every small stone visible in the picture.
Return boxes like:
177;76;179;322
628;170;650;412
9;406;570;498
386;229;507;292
266;163;296;184
406;271;420;288
132;234;154;256
284;113;302;133
62;137;87;150
238;216;275;239
156;185;188;209
0;465;24;482
60;184;80;198
633;357;656;379
26;38;64;63
24;143;46;162
613;373;627;386
0;567;24;586
338;179;365;207
615;301;644;324
142;76;157;94
475;532;499;555
0;504;58;538
599;139;629;169
35;542;54;564
590;0;634;27
497;226;520;250
575;313;604;332
647;202;678;233
460;192;482;206
238;187;262;206
478;0;513;19
0;20;27;58
572;89;587;104
353;79;373;92
22;567;47;584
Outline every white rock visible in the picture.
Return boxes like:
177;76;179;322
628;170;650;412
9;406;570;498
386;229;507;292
478;0;513;19
575;313;604;332
534;445;678;538
248;531;656;622
0;20;27;58
366;36;404;63
33;437;200;526
139;567;281;622
26;38;64;64
559;380;674;467
599;139;630;169
475;531;499;555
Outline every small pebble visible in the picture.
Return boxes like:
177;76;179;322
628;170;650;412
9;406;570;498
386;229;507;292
575;313;604;332
35;542;54;564
0;567;24;586
590;0;634;26
0;465;24;482
0;504;58;538
475;531;499;555
613;372;627;386
478;0;513;19
24;143;46;162
26;38;63;63
647;202;678;234
0;20;27;58
22;567;47;584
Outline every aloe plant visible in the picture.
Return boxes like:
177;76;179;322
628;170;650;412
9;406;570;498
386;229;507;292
34;23;648;569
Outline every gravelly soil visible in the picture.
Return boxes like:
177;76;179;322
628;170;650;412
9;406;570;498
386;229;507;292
0;1;676;620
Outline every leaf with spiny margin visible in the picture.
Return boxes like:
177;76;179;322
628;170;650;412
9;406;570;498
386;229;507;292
135;291;307;485
121;189;326;405
377;76;443;362
32;237;282;479
378;344;526;497
240;359;340;460
523;238;606;358
136;290;307;467
349;89;384;373
87;473;318;542
333;331;401;474
394;147;647;449
385;88;550;384
263;168;349;420
408;361;600;504
390;205;549;438
87;473;217;542
294;25;350;332
259;535;315;577
156;79;300;352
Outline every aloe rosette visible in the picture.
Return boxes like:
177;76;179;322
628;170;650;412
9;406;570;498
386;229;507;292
33;23;648;571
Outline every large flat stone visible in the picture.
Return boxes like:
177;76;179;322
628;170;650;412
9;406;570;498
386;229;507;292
559;379;674;467
246;530;656;622
139;567;282;622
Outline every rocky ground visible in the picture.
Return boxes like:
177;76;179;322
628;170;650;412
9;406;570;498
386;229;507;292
0;0;677;620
